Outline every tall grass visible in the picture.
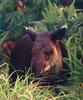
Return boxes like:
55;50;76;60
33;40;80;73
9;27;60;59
0;62;83;100
0;0;83;100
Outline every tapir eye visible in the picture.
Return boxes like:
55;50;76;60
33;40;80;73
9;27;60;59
45;49;54;55
44;49;54;60
49;49;54;55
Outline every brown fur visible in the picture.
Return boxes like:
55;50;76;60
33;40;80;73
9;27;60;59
9;28;69;85
31;33;63;76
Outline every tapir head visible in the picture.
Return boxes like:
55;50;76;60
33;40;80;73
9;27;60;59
27;27;67;76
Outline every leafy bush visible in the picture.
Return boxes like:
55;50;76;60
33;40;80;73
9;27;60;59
0;0;83;99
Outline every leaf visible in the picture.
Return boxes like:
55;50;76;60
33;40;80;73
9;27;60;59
0;31;9;45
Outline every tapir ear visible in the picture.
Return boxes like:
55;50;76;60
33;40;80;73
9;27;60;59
24;26;37;41
50;27;67;41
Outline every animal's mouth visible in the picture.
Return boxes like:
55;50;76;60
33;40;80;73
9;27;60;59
40;64;57;75
41;65;51;74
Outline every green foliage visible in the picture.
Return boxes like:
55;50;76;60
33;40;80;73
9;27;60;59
0;0;83;99
35;0;66;31
0;0;50;42
0;63;54;100
35;0;83;34
0;62;83;100
34;1;83;84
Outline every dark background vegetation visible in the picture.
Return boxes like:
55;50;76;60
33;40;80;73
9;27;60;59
0;0;83;100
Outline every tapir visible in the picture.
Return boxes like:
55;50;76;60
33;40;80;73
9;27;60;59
9;27;69;85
